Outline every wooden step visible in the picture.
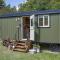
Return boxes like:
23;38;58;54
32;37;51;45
17;43;26;46
15;45;27;49
13;40;32;52
17;40;26;43
13;48;28;52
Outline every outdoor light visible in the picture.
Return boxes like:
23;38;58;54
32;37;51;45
16;18;20;21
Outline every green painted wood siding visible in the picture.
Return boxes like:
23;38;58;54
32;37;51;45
59;14;60;43
0;17;21;40
0;18;2;39
0;14;60;43
35;14;59;43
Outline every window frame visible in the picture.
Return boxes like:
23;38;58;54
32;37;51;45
38;15;49;27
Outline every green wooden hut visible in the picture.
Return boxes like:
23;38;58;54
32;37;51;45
0;10;60;44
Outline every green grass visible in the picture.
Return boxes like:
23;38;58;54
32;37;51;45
0;42;60;60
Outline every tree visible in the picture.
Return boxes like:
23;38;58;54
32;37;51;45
19;0;60;11
0;0;16;14
0;0;5;8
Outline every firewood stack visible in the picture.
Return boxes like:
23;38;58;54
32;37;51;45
2;38;16;50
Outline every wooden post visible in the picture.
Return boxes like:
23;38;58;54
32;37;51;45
18;27;19;40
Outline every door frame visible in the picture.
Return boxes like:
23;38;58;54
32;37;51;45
21;15;35;41
21;16;30;40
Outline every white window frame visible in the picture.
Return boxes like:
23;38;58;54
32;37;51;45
38;15;49;27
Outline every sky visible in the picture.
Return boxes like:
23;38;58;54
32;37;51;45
5;0;26;7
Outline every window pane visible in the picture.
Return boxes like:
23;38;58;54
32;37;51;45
31;19;33;26
39;16;43;26
44;16;48;26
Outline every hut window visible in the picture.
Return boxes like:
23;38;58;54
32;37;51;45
38;15;49;27
38;16;43;26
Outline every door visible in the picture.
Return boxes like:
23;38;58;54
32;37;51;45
21;17;30;40
30;15;35;41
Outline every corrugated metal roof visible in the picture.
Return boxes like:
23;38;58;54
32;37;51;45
35;9;60;15
0;10;60;18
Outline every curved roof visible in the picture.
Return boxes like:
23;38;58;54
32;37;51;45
0;9;60;18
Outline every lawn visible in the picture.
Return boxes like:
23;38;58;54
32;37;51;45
0;41;60;60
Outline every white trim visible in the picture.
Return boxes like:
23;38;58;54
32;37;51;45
21;39;27;41
43;16;44;26
30;14;35;41
21;17;23;40
30;15;35;27
48;15;50;27
38;15;50;27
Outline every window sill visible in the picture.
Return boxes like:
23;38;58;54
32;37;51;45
38;26;50;28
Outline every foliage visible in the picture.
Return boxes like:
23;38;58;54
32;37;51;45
0;0;60;14
0;0;5;7
0;0;16;14
0;42;60;60
0;6;16;14
19;0;60;11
